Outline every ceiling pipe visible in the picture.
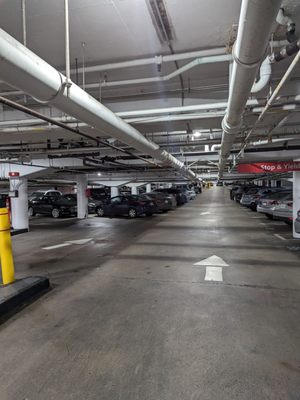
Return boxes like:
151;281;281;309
219;0;282;177
69;47;228;75
250;57;271;93
86;54;232;88
0;28;196;181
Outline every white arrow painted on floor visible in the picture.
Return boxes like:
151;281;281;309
200;211;211;215
193;255;229;282
193;255;229;267
66;238;93;245
43;238;93;250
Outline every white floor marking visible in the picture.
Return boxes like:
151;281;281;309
194;255;229;267
42;243;71;250
205;266;223;282
274;234;286;241
251;216;262;219
66;238;93;245
43;238;94;249
200;211;211;215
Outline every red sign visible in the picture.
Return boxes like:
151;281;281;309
238;161;300;174
8;172;20;177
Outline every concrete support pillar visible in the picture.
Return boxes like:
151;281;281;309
131;186;138;195
146;184;151;193
10;177;28;231
293;171;300;239
271;180;277;187
111;186;119;198
77;175;88;219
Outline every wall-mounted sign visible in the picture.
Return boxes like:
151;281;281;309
237;161;300;174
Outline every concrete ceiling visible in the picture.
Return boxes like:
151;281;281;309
0;0;300;180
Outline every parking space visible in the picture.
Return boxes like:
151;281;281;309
0;187;299;399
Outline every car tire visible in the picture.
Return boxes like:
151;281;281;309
96;207;105;217
52;208;60;218
145;212;153;217
266;214;273;220
128;208;137;218
28;207;35;217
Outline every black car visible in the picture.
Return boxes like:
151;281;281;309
155;188;187;206
28;194;77;218
144;192;173;212
95;195;156;218
64;193;101;214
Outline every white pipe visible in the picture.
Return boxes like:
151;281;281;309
92;55;232;88
0;28;196;181
21;0;27;47
276;8;294;31
64;0;71;85
219;0;281;176
239;50;300;156
69;47;227;75
251;57;271;93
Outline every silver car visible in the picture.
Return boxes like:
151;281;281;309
272;193;293;224
257;191;292;218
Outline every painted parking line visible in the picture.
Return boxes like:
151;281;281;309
42;243;72;250
204;266;223;282
274;234;287;241
200;211;211;215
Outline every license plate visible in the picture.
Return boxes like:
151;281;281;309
279;204;286;209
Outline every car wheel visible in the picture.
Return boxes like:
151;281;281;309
52;208;60;218
28;207;35;217
266;214;273;220
145;212;153;217
128;208;137;218
96;207;105;217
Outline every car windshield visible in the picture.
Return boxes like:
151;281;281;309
29;191;45;199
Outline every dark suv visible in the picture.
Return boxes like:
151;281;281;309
28;194;77;218
96;195;156;218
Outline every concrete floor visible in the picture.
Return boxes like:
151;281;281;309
0;187;300;399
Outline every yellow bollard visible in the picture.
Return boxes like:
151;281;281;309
0;208;15;285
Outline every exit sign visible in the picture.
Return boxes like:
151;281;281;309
8;172;20;177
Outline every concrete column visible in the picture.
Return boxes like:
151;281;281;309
271;180;277;187
293;171;300;239
111;186;119;198
77;175;88;219
131;186;138;195
146;184;151;193
10;177;28;231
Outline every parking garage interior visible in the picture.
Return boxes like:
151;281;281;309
0;1;300;399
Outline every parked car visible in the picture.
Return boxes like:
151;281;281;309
294;209;300;233
28;194;77;218
28;190;62;201
272;193;293;224
185;189;196;200
234;185;257;203
144;192;173;212
240;187;281;211
64;193;101;214
155;188;187;206
95;195;156;218
257;191;292;219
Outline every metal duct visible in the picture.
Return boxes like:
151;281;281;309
219;0;281;176
0;28;196;181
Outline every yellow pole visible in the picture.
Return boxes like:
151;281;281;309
0;207;15;285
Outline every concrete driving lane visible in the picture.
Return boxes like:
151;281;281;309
0;187;299;399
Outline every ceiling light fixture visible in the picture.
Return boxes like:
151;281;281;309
97;172;102;176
